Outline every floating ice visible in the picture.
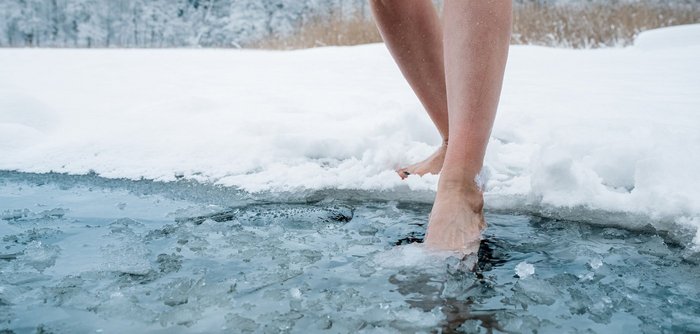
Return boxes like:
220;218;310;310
588;258;603;270
19;240;60;272
374;243;452;269
512;278;557;306
515;261;535;278
289;287;302;299
0;174;699;333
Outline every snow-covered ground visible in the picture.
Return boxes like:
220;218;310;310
1;24;699;247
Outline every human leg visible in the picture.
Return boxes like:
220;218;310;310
424;0;512;253
369;0;449;178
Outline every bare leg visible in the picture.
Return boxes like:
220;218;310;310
369;0;449;179
425;0;512;253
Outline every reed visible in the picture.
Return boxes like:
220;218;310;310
512;2;700;48
252;1;700;49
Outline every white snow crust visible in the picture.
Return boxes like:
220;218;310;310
1;25;699;244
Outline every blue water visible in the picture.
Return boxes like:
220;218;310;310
0;172;698;333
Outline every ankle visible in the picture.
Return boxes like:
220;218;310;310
438;167;482;189
437;177;484;212
438;178;481;193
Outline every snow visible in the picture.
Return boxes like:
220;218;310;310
634;24;700;50
1;25;699;245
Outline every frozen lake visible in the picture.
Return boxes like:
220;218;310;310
1;171;698;333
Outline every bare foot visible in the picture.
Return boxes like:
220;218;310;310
424;180;485;255
396;142;447;179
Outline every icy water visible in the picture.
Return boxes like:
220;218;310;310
1;172;699;334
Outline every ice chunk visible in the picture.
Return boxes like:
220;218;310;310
512;279;557;306
225;313;259;333
156;253;183;274
374;244;452;269
358;225;379;236
99;219;152;275
0;284;21;306
587;258;603;270
19;241;60;272
496;313;543;333
1;209;28;221
1;208;67;222
578;272;595;282
161;278;193;306
289;287;302;299
515;261;535;279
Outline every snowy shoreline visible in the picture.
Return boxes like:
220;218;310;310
1;25;699;246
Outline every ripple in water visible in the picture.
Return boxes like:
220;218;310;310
0;172;698;333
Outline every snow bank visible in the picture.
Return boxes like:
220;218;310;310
1;25;699;243
634;24;700;50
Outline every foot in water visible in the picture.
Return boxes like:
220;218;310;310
424;180;485;255
396;142;447;179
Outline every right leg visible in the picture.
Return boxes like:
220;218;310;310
425;0;512;254
370;0;449;179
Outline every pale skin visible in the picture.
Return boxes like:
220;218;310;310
370;0;512;253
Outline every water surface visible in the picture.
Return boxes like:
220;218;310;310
1;172;698;333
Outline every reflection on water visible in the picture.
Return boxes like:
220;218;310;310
0;172;699;333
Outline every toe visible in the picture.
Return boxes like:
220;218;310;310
396;168;410;180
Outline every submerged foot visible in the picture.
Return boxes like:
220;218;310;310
424;180;485;255
396;142;447;179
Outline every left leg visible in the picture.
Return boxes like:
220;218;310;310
369;0;449;179
425;0;512;253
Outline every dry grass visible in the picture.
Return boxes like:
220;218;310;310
252;14;382;49
252;1;700;49
512;2;700;48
